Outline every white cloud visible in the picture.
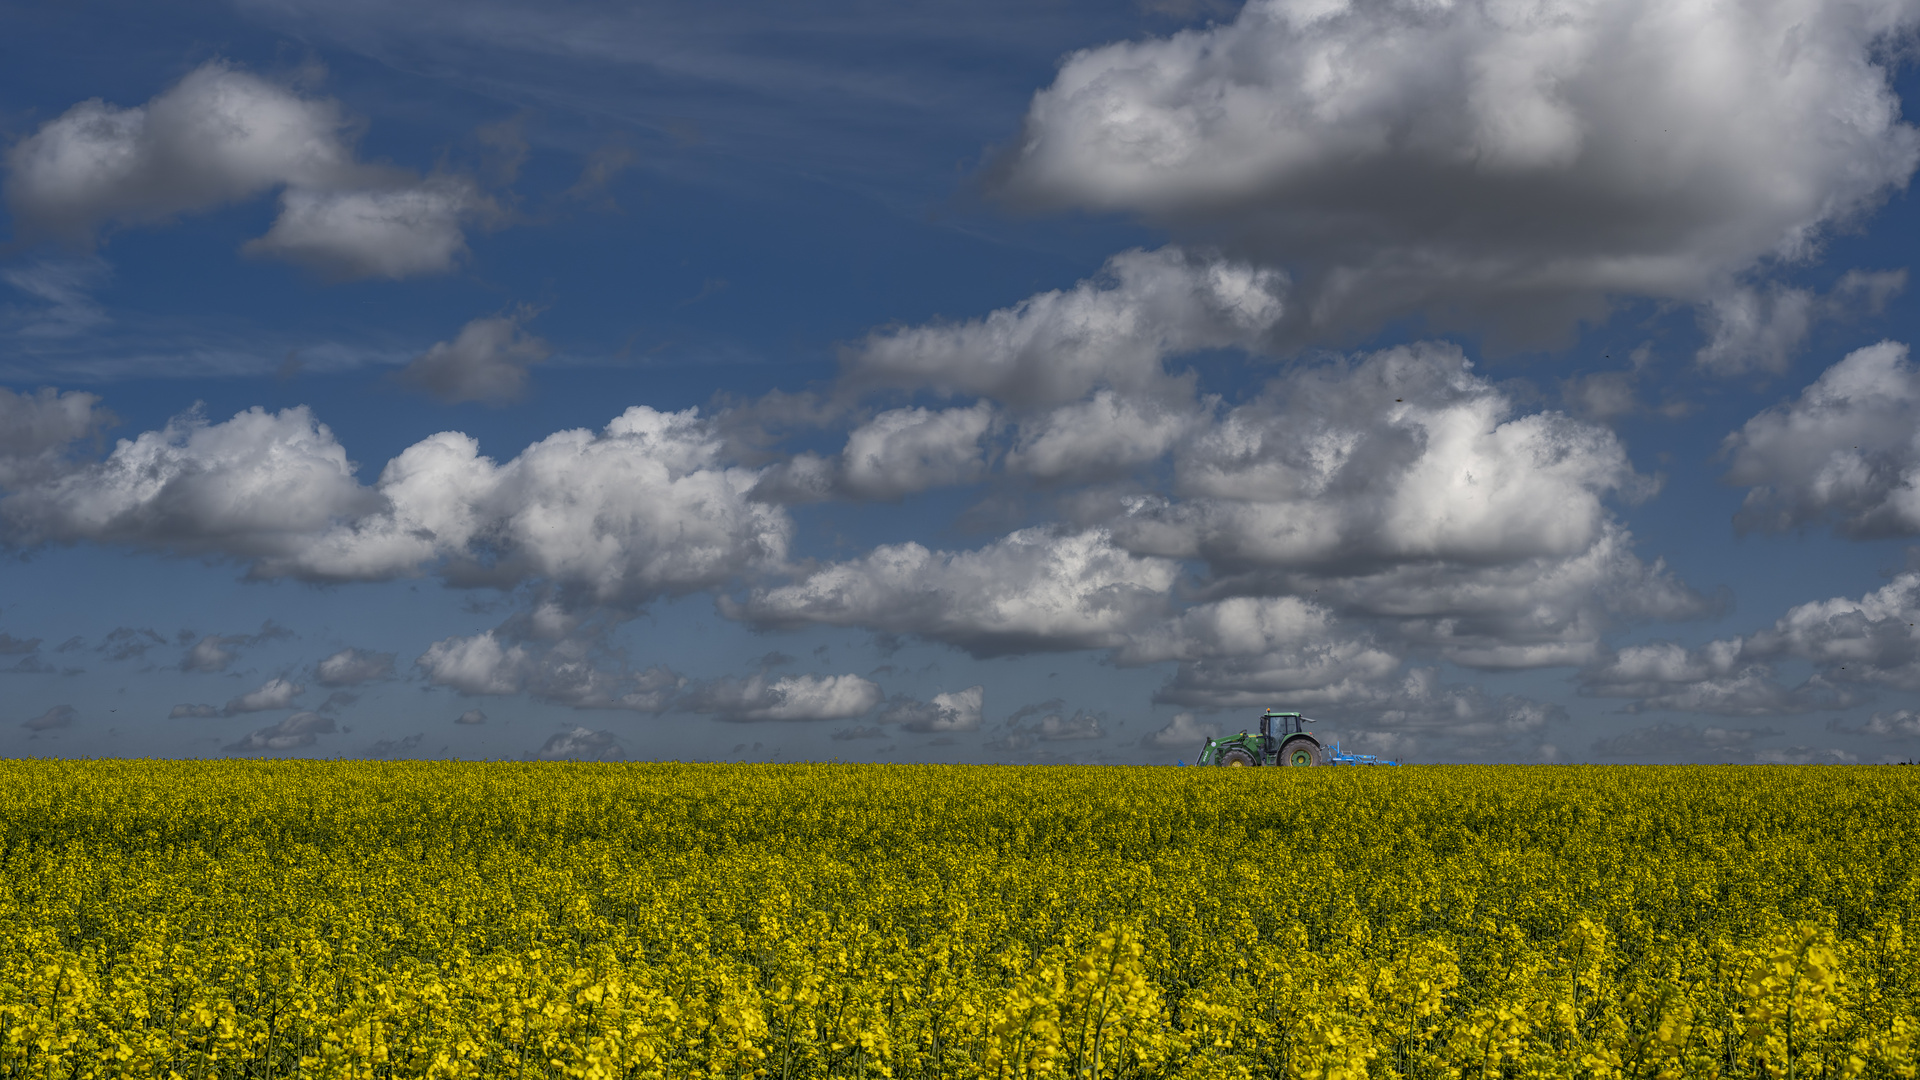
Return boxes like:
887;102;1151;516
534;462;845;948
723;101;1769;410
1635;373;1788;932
1578;570;1920;713
1293;523;1709;669
417;632;530;695
1086;344;1704;669
224;710;335;753
1123;596;1401;709
1143;711;1219;749
1695;272;1907;376
2;405;375;561
683;672;884;722
398;312;550;405
534;726;625;761
1133;343;1646;569
1296;669;1562;761
315;647;395;686
1694;284;1818;377
1006;389;1201;483
755;403;996;501
0;386;111;487
5;61;494;280
5;61;366;237
463;407;788;603
846;246;1285;407
1833;709;1920;738
1746;571;1920;688
176;622;291;674
416;630;682;712
731;527;1181;656
455;709;487;725
1579;640;1852;715
181;636;238;674
5;404;790;605
988;705;1107;751
224;677;305;714
995;0;1920;345
1723;340;1920;536
839;403;994;499
877;684;984;733
243;178;493;281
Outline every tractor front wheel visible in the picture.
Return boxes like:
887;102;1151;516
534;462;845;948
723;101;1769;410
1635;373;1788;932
1219;748;1257;767
1280;738;1322;767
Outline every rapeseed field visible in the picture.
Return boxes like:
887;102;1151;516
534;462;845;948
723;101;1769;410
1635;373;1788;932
0;760;1913;1079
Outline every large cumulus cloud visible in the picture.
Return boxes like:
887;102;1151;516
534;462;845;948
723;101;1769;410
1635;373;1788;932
680;672;885;723
1100;344;1707;668
1;402;791;606
1580;570;1920;714
736;341;1705;685
993;0;1920;346
729;527;1183;657
5;61;494;279
846;246;1285;406
1723;340;1920;536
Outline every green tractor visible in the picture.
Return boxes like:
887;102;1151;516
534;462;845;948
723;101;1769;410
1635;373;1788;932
1196;709;1323;767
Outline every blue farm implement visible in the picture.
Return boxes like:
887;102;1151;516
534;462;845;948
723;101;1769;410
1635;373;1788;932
1192;709;1399;767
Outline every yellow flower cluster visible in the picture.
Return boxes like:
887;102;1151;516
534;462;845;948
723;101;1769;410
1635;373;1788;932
0;760;1913;1079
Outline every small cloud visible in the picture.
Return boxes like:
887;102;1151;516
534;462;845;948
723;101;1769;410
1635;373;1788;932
365;732;425;758
225;711;336;753
987;707;1106;752
455;709;487;725
681;672;883;723
315;647;396;686
223;677;304;715
877;685;985;734
534;726;624;761
1831;710;1920;738
181;635;236;673
169;704;220;719
178;622;293;674
0;633;42;655
1143;711;1220;749
398;310;550;405
22;704;75;731
243;178;496;282
316;690;358;713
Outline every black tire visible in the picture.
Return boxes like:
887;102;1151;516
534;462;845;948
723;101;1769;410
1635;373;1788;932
1280;738;1322;767
1218;748;1257;767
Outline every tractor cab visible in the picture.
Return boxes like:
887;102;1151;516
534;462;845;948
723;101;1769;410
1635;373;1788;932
1259;709;1311;753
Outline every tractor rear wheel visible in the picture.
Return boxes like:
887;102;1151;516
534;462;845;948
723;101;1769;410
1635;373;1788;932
1219;748;1256;767
1280;738;1321;767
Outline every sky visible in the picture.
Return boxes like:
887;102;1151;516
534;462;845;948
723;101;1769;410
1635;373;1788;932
4;0;1920;765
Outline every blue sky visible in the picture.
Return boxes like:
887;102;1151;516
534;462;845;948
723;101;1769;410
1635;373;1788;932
5;0;1920;764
